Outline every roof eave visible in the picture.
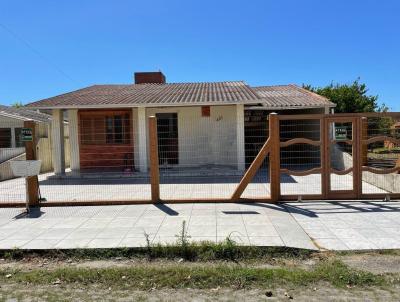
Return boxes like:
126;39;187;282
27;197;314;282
246;104;335;111
0;112;50;123
25;100;261;110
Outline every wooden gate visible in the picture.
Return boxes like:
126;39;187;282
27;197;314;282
233;112;400;202
270;113;400;201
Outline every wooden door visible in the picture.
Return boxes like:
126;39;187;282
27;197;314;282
156;113;179;166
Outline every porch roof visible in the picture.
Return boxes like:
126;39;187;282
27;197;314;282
0;105;52;123
253;85;334;108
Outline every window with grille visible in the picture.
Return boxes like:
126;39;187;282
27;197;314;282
0;128;12;148
79;111;131;145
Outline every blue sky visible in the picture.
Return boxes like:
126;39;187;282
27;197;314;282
1;0;399;110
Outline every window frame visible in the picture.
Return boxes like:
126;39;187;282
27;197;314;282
79;110;132;146
0;128;12;148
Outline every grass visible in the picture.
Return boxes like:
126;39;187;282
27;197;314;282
0;260;387;290
0;222;397;294
0;242;313;263
0;222;313;262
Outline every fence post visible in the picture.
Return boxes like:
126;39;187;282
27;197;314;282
148;116;160;202
24;120;40;207
269;113;280;202
355;117;364;199
321;116;329;199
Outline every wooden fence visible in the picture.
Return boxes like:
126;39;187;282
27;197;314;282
2;112;400;208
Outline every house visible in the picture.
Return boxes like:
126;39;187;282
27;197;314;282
0;105;51;162
0;105;69;180
25;71;335;177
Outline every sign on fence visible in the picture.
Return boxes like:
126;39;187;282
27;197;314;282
21;128;33;141
335;126;348;140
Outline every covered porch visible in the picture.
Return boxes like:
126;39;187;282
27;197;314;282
51;105;248;178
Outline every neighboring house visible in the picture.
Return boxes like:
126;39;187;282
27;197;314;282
25;71;335;177
0;105;69;180
0;105;52;163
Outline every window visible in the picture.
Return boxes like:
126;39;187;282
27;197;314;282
80;111;131;145
106;114;129;144
14;128;24;147
0;128;12;148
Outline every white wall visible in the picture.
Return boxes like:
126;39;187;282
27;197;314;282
145;105;239;168
0;117;32;163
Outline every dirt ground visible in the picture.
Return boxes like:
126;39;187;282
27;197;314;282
2;251;400;273
1;284;399;302
340;253;400;274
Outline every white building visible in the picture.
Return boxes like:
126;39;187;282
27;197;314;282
25;72;335;177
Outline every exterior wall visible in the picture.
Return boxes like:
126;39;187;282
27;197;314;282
145;105;238;168
77;109;134;171
37;137;70;173
55;106;331;173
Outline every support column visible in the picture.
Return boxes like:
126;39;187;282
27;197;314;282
137;107;148;172
236;104;245;171
68;109;80;175
24;120;39;207
269;113;280;202
51;109;65;175
11;127;16;148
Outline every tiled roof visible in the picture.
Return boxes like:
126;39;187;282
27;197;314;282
253;85;335;108
0;105;51;123
25;81;335;109
26;81;260;108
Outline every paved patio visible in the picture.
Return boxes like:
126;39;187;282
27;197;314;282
0;171;386;203
0;201;399;250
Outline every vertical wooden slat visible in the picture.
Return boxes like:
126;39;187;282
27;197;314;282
321;116;329;199
269;113;280;202
24;120;39;207
351;117;358;198
354;117;363;198
326;118;332;196
148;116;160;202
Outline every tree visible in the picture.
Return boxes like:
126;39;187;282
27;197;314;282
303;79;387;113
11;101;24;108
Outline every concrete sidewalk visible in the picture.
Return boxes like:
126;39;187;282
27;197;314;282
0;202;399;251
286;201;400;250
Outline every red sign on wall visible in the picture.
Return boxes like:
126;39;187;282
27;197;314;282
201;106;210;117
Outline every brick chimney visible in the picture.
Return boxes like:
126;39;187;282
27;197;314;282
134;71;166;84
